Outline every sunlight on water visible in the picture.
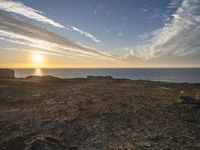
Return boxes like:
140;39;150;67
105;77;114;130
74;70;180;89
34;68;43;76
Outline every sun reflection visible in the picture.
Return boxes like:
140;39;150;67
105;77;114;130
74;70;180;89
34;68;43;76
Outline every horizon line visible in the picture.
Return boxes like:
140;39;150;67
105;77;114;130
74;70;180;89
1;67;200;69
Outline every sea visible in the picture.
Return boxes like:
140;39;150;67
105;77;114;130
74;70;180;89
14;68;200;83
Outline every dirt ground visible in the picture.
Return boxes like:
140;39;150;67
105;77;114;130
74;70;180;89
0;76;200;149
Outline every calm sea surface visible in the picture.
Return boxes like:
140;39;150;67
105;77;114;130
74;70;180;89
14;68;200;83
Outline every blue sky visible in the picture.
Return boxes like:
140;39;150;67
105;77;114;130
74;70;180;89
0;0;200;67
20;0;171;50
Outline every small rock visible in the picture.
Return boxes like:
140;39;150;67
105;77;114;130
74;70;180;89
142;142;151;147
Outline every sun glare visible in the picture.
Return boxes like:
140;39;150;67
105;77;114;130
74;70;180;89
33;53;44;67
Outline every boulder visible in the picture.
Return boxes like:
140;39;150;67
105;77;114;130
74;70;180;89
0;69;15;78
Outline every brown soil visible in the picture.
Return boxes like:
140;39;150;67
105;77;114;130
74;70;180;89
0;77;200;149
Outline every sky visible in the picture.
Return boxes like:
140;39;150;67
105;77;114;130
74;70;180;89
0;0;200;68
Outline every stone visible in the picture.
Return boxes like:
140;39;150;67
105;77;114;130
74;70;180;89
0;69;15;78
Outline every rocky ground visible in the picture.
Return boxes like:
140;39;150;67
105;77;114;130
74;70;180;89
0;76;200;150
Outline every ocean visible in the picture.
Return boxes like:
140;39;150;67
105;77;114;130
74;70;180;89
14;68;200;83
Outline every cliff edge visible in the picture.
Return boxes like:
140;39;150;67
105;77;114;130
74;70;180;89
0;69;15;78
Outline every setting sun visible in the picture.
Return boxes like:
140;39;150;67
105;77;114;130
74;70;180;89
33;53;44;67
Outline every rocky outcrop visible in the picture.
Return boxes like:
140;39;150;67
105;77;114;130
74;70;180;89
87;76;113;80
25;75;62;82
0;69;15;78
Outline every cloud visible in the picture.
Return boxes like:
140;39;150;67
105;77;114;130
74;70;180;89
2;47;64;57
0;0;102;43
70;26;102;43
118;32;124;36
127;0;200;61
141;8;147;12
0;0;65;28
168;0;182;9
0;13;116;60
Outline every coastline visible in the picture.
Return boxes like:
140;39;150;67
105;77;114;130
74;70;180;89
13;68;200;83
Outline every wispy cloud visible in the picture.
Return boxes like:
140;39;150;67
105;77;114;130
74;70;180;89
118;32;124;36
168;0;182;9
141;8;147;12
126;0;200;61
0;0;102;43
2;47;64;57
0;0;65;28
0;13;116;60
70;26;102;43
